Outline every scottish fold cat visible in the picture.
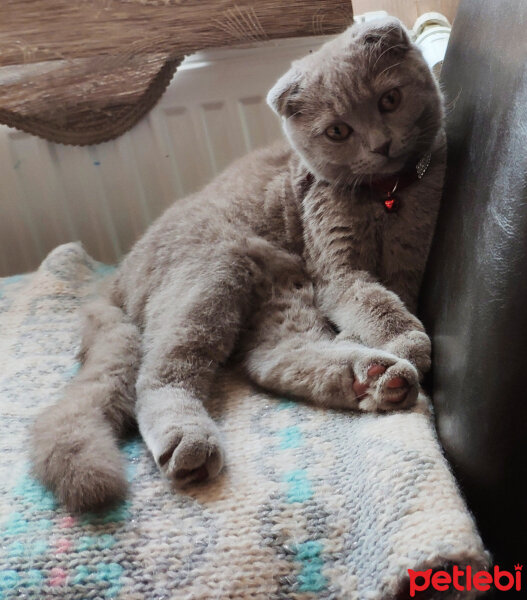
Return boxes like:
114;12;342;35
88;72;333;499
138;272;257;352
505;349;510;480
30;17;446;512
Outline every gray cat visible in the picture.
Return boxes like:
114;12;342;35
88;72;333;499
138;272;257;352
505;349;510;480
30;17;446;513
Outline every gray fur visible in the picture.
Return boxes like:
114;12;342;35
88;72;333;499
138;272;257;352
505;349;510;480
30;17;446;512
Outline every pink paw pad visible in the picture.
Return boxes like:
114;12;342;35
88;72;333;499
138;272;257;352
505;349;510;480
367;364;387;378
385;377;410;403
353;364;387;398
353;363;412;405
352;379;368;396
386;376;408;389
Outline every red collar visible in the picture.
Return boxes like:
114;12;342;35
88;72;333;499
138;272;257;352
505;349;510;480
301;157;428;213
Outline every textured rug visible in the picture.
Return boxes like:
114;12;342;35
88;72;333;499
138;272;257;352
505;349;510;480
0;243;489;600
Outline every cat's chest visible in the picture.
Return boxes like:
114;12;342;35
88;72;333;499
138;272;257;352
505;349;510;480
301;185;390;275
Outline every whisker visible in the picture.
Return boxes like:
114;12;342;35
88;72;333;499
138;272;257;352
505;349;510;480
378;62;402;78
372;42;406;71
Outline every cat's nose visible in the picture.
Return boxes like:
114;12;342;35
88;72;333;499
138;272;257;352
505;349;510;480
371;140;391;156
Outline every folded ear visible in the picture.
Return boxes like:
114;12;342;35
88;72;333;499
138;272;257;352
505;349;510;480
266;68;304;118
358;17;411;55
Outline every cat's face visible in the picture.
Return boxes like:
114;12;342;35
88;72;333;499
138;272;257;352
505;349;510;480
267;17;444;185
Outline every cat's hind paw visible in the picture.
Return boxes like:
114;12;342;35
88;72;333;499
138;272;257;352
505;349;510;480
331;343;421;412
353;356;419;412
157;421;224;487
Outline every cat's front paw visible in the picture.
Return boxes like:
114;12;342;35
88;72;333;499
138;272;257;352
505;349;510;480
157;421;224;486
383;330;431;375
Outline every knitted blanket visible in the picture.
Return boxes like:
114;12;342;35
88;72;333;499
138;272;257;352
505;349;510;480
0;243;489;599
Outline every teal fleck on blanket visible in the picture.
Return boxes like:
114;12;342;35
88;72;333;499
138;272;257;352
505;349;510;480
0;243;489;599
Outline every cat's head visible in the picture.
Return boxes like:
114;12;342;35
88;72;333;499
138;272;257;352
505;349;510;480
267;17;444;185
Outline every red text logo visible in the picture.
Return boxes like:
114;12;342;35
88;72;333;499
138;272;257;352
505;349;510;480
408;564;522;596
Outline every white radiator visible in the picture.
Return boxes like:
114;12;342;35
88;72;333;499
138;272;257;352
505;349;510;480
0;13;450;276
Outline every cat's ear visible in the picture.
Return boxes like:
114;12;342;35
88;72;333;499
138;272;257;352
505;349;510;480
267;68;304;118
358;17;411;56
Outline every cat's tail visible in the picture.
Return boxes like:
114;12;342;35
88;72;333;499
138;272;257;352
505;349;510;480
29;285;140;513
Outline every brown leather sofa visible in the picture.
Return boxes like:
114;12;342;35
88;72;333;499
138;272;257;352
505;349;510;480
420;0;527;588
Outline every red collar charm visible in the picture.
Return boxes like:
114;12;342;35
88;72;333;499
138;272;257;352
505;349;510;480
384;195;397;212
366;152;432;213
369;175;410;213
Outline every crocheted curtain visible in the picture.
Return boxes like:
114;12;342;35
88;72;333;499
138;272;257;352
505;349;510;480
1;1;353;146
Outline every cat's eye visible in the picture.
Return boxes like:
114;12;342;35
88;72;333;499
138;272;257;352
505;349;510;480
379;88;401;113
325;123;352;141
